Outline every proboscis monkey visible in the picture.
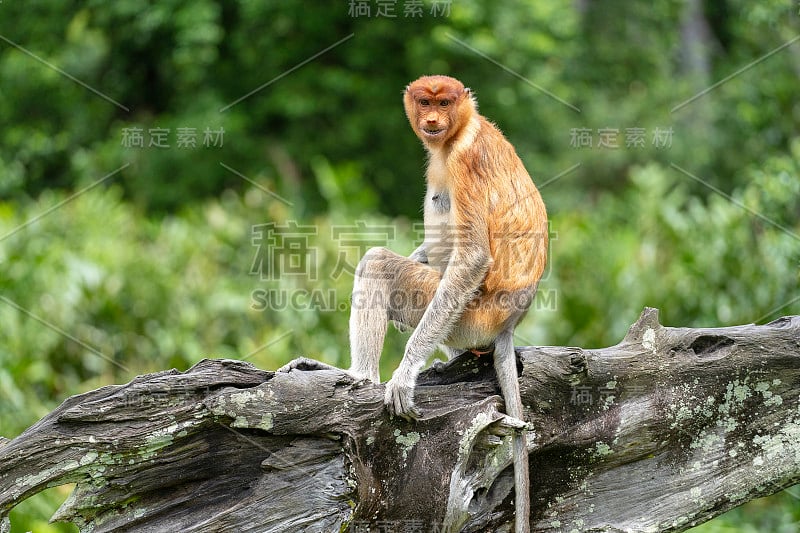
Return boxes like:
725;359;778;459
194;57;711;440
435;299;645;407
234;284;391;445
280;75;547;532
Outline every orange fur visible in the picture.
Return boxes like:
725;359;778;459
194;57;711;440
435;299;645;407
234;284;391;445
403;75;548;346
282;75;545;532
281;76;548;533
401;75;544;532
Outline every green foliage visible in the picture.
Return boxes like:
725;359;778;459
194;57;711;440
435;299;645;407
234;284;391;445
2;0;798;215
689;489;800;533
1;0;799;530
545;149;800;348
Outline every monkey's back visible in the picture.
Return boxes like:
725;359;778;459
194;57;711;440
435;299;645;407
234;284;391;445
438;116;547;345
454;116;548;295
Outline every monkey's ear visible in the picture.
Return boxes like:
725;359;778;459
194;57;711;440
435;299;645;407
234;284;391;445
464;87;472;95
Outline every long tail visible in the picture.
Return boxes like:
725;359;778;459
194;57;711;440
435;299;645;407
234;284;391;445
493;330;530;533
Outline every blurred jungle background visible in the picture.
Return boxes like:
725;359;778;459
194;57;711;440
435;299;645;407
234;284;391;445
1;1;798;531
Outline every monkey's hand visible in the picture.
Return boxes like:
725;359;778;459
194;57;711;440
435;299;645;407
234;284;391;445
384;372;422;420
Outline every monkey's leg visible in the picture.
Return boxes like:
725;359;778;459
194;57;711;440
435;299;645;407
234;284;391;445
494;329;530;533
348;247;390;383
350;246;439;397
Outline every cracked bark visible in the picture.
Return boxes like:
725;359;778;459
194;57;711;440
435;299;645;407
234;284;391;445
1;308;799;532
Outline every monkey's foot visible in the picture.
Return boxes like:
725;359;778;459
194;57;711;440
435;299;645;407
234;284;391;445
384;376;422;421
276;357;341;374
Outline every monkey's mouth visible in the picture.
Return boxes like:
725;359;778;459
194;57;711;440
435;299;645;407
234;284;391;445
422;127;445;137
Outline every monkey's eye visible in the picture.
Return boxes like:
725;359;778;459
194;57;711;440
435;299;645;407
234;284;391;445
439;100;450;107
419;99;430;106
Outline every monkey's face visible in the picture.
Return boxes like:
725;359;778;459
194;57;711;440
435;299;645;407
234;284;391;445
404;76;470;145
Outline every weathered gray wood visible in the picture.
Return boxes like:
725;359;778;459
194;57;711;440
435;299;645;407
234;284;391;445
1;308;798;532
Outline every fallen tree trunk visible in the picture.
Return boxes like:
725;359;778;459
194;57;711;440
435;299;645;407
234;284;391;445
1;308;799;532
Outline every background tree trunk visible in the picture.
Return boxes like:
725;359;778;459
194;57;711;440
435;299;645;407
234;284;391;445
1;308;799;532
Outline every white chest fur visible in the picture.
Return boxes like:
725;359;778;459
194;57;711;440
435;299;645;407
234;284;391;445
423;153;454;272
